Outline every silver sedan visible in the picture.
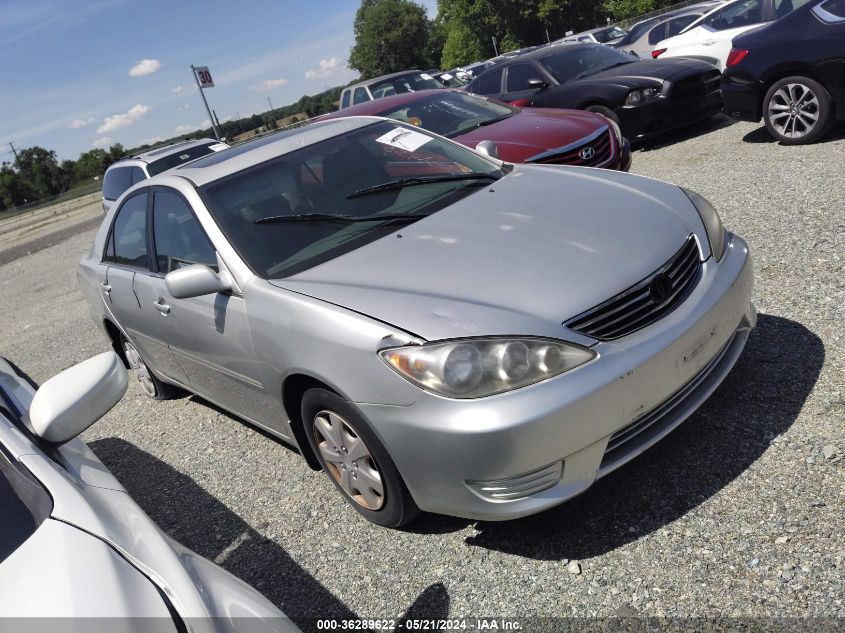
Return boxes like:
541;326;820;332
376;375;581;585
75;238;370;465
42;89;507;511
78;117;755;527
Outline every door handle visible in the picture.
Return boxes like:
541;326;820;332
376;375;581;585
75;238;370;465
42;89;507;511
101;282;111;294
702;39;716;46
153;299;171;315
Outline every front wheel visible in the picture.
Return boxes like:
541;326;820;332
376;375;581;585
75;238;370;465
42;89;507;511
302;388;419;527
584;104;621;126
763;76;834;145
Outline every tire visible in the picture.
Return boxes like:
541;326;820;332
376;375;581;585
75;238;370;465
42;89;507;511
120;335;178;401
301;388;419;528
762;76;834;145
584;104;621;126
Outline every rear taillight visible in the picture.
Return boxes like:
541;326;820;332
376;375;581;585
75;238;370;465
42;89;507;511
510;98;530;107
726;48;749;68
652;48;667;58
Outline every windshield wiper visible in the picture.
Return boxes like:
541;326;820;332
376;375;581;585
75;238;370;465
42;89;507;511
575;61;632;80
346;173;497;199
462;113;515;133
255;212;432;225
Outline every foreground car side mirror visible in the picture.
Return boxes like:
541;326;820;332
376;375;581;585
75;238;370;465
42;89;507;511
165;264;232;299
475;140;499;159
527;78;549;90
30;352;128;444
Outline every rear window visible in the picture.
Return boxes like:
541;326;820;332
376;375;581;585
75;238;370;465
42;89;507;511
368;73;442;98
0;446;52;564
816;0;845;17
103;166;142;201
147;143;221;176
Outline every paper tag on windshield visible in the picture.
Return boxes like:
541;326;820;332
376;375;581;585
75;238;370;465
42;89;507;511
208;143;228;152
420;73;434;80
375;128;432;152
440;73;453;80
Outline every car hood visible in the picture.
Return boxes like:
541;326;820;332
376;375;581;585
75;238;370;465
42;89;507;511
270;165;704;342
455;108;609;162
574;58;715;88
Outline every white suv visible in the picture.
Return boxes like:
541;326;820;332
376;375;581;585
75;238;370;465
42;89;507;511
101;138;227;213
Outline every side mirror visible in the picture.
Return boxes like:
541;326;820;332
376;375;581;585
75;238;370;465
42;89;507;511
527;79;549;90
165;264;232;299
475;140;499;159
30;352;127;444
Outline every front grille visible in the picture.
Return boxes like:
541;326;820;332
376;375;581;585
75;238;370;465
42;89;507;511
529;128;613;167
565;235;702;340
671;69;721;104
466;461;563;501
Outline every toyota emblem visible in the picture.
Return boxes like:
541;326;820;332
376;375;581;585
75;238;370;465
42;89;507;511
649;273;674;304
579;146;595;160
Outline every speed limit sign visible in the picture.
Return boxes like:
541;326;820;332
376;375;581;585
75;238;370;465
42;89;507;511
194;66;214;88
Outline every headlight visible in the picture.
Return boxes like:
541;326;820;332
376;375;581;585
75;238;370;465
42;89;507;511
624;86;661;106
682;188;727;262
380;337;596;399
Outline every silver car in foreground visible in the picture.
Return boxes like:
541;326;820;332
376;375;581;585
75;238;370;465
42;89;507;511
78;117;755;527
0;353;299;631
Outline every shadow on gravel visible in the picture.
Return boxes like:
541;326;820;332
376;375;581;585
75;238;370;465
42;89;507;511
742;121;845;144
89;438;451;632
413;314;825;560
632;114;739;152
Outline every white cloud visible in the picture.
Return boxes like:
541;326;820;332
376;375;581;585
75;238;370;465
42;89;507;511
249;78;288;92
177;104;190;111
128;59;161;77
68;116;95;129
305;56;350;80
97;104;150;134
171;85;184;93
138;136;164;146
199;119;211;128
174;125;194;134
92;136;114;148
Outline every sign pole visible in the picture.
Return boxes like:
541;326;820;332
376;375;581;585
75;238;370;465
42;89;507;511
190;64;221;141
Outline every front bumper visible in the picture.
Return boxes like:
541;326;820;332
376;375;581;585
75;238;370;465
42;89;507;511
615;90;723;139
721;69;764;122
357;235;754;521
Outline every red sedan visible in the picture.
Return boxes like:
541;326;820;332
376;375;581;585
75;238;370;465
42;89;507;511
321;89;631;171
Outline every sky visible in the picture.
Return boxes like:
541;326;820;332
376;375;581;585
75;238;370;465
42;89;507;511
0;0;438;162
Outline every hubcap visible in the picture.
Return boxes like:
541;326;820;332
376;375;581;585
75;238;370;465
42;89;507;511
768;83;819;139
123;340;156;398
313;410;384;510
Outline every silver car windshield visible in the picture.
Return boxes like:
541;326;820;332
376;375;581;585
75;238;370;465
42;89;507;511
200;121;502;279
375;92;516;138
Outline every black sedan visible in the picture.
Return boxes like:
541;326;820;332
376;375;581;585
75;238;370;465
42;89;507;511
464;43;722;140
721;0;845;144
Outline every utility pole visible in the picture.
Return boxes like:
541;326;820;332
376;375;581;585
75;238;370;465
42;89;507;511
491;36;499;56
267;97;277;120
190;65;221;141
8;141;19;162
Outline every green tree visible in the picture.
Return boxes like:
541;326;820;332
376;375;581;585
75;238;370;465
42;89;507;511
440;21;486;68
349;0;433;78
14;146;67;199
0;162;35;210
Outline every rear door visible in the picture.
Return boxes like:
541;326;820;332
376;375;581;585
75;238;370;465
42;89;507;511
468;67;506;100
693;0;769;66
103;191;188;385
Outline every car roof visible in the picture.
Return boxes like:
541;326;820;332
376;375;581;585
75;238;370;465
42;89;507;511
110;138;220;167
345;70;429;90
175;117;382;187
325;89;457;117
471;42;597;73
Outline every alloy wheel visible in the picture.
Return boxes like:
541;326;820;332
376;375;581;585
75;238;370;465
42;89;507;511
313;410;385;510
767;83;820;140
123;340;157;398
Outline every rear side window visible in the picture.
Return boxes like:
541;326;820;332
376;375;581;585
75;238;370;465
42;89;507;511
131;167;146;184
341;90;351;109
648;23;668;44
506;64;541;91
102;167;133;201
111;193;149;269
818;0;845;17
667;15;700;37
353;87;370;104
152;190;217;273
704;0;763;30
475;69;504;95
0;447;52;565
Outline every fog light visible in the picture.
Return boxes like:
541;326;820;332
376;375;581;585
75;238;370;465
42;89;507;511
466;461;563;501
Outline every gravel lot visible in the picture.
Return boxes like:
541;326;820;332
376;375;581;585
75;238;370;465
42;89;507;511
0;117;842;632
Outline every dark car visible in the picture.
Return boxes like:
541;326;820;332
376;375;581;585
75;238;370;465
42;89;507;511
321;89;631;170
465;43;723;140
721;0;845;144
